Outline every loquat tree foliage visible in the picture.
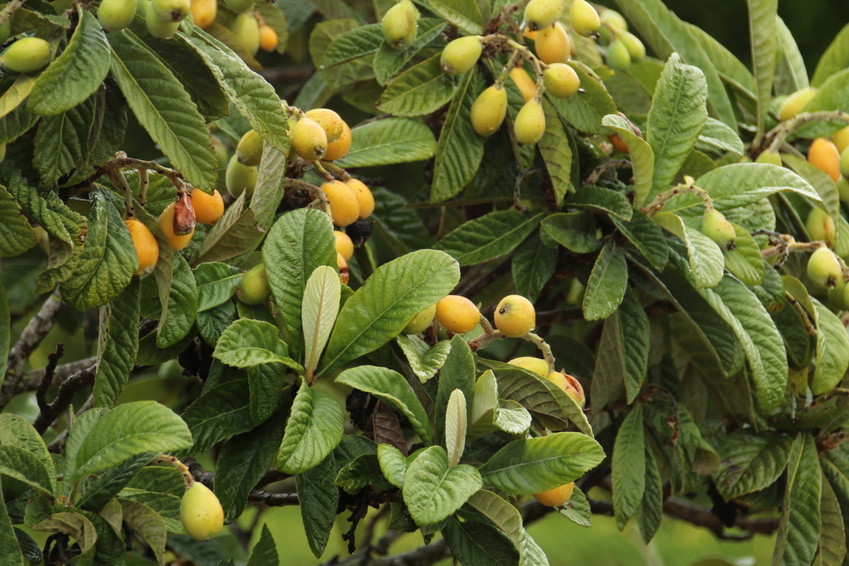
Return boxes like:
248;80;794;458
1;0;849;563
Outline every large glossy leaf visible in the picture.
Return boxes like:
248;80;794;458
0;477;24;563
594;289;650;404
654;212;724;289
156;253;198;349
811;300;849;395
302;266;340;379
429;0;483;34
812;23;849;87
213;319;299;369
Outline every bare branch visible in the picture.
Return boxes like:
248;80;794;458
5;289;66;382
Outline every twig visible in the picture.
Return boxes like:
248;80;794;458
4;289;66;382
32;364;97;434
36;344;65;412
585;159;633;185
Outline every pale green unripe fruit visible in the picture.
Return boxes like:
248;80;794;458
828;277;846;310
381;0;419;50
838;177;849;206
778;86;817;122
145;1;180;38
701;208;736;249
607;39;631;71
543;63;580;98
210;136;228;169
839;145;849;179
806;207;837;248
470;84;508;137
224;0;253;11
181;482;224;541
2;38;51;73
570;0;600;37
756;150;782;166
225;154;258;197
151;0;190;21
619;31;645;61
238;264;271;305
508;357;549;378
523;0;563;32
98;0;139;32
514;99;546;145
232;12;260;56
236;129;263;166
807;247;843;289
600;9;627;32
403;304;437;334
440;35;482;76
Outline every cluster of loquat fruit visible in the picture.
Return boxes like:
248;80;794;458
189;0;279;55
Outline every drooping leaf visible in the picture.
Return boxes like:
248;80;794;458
772;434;822;566
603;114;655;208
582;240;628;321
93;277;140;407
296;454;339;558
612;404;646;527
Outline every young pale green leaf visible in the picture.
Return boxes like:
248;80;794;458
377;444;407;489
445;389;467;468
337;366;433;444
193;263;242;312
0;74;36;120
816;474;847;566
611;210;669;270
565;185;633;221
512;232;557;301
302;266;341;378
32;513;97;554
213;319;298;369
296;454;339;558
402;446;482;525
33;96;95;186
712;430;793;500
0;184;38;258
548;62;617;134
541;212;602;253
538;96;573;206
594;289;650;405
247;525;279;566
156;254;198;349
94;278;140;408
0;445;55;496
435;210;543;266
0;478;25;562
336;118;437;168
583;240;628;321
465;490;524;552
812;23;849;87
378;54;458;117
321;250;459;375
430;69;484;202
263;208;337;363
434;335;476;446
603;114;655;208
181;374;254;453
612;404;646;527
278;381;344;475
654;212;724;289
493;400;532;436
468;370;498;439
429;0;483;34
772;434;822;566
722;224;766;286
108;31;217;190
443;516;520;566
635;441;663;543
373;19;447;85
28;9;110;115
559;484;592;528
646;53;708;198
396;335;452;383
479;433;604;494
812;301;849;395
60;190;135;311
747;0;778;141
119;500;166;564
695;117;745;157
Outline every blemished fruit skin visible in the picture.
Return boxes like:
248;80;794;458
238;264;271;305
232;13;260;56
181;483;224;542
440;35;483;75
403;304;437;334
778;87;817;122
534;481;574;507
345;178;375;219
125;218;159;276
543;63;580;98
570;0;600;37
495;295;536;337
225;154;258;197
98;0;139;32
381;0;419;50
324;121;352;161
755;150;782;166
839;145;849;179
435;295;480;334
151;0;189;20
471;84;508;137
808;137;841;182
291;117;328;162
190;0;216;29
259;25;278;52
321;180;360;227
236;129;263;166
158;202;194;251
619;30;645;61
224;0;253;12
508;357;549;378
509;67;537;103
334;231;355;260
534;22;570;64
834;125;849;154
547;371;585;406
514;99;546;145
523;0;563;32
145;2;180;38
701;208;736;250
3;38;51;73
191;189;224;225
305;108;345;143
607;38;631;71
337;253;350;285
807;247;843;289
806;207;837;248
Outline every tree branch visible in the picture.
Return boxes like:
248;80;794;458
32;364;97;435
4;289;66;382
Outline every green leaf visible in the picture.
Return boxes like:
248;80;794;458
302;265;341;379
772;434;822;566
373;19;447;85
335;118;437;168
120;466;185;533
181;373;253;453
812;301;849;396
430;69;485;202
396;335;452;383
311;19;375;89
277;380;344;475
0;284;7;384
0;184;37;258
722;224;766;286
320;23;383;68
197;302;235;347
213;319;299;369
654;212;724;289
782;154;840;221
377;444;407;489
378;54;458;116
429;0;483;35
611;210;668;270
336;366;433;445
108;30;217;190
696;117;745;157
445;389;467;467
565;185;633;221
0;445;55;496
559;485;592;528
60;190;135;311
33;96;96;187
0;75;36;120
479;433;605;494
635;441;663;543
435;335;476;446
0;478;25;564
247;362;285;425
94;278;140;408
538;99;574;206
512;231;557;301
32;513;96;554
194;263;242;312
247;525;279;566
747;0;777;141
646;53;709;198
0;413;53;478
812;23;849;87
321;250;460;375
263;208;337;362
78;452;153;513
296;454;338;558
28;9;110;115
548;62;617;134
612;404;645;527
156;253;198;349
443;517;520;566
712;430;793;500
595;289;649;404
120;499;167;564
583;240;628;321
774;18;808;96
465;490;524;551
816;473;847;566
402;446;482;525
434;209;543;266
603;114;654;208
70;401;193;480
541;212;602;253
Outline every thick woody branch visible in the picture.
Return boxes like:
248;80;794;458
4;290;66;383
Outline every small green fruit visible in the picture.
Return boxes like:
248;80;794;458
570;0;600;37
701;208;736;249
828;277;846;310
151;0;189;20
807;246;843;289
514;99;546;145
181;482;224;541
236;129;263;166
440;35;483;76
403;304;437;334
523;0;563;32
778;87;817;122
837;177;849;206
607;39;631;71
600;9;627;32
470;84;508;137
619;30;645;61
98;0;139;32
225;154;258;197
232;12;260;56
238;264;271;305
755;150;782;166
806;207;837;248
2;37;51;73
145;1;180;38
542;63;580;98
839;145;849;179
381;0;419;50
